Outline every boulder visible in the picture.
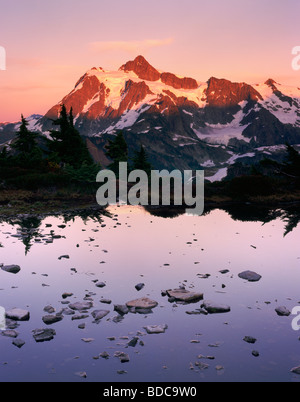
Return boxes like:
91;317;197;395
114;304;129;315
166;289;203;303
1;265;21;274
6;308;30;321
95;281;106;288
275;306;291;316
42;314;63;325
135;283;145;291
1;329;18;338
238;270;261;282
32;328;56;342
91;309;110;320
69;301;93;311
126;297;158;309
243;336;257;344
201;300;231;314
12;338;25;348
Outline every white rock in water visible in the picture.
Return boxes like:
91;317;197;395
6;308;30;321
143;324;168;334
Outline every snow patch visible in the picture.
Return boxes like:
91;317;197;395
206;168;228;182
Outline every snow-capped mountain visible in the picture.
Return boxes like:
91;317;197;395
1;55;300;179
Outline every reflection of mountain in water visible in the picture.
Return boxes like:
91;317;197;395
1;205;299;253
0;208;110;254
220;205;300;237
145;204;300;237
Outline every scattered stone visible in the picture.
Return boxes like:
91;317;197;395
128;337;139;347
114;304;129;315
12;338;25;348
114;351;130;363
71;314;89;321
62;292;73;299
1;265;21;274
100;298;112;304
215;365;224;370
69;301;93;311
81;338;94;343
75;371;87;378
91;309;110;321
117;370;127;374
143;324;168;334
185;308;208;315
78;323;85;329
43;305;55;314
32;328;56;342
252;350;260;357
166;289;203;303
42;314;63;325
5;318;19;329
197;273;210;279
58;255;69;260
201;300;231;314
219;269;229;274
100;351;110;359
291;366;300;375
275;306;291;316
6;308;30;321
61;308;75;315
198;355;215;360
1;329;18;338
195;361;209;369
95;281;106;288
135;283;145;291
243;336;257;344
126;297;158;309
238;270;261;282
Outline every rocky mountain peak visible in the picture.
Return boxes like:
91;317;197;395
205;76;263;106
119;55;160;81
264;78;278;91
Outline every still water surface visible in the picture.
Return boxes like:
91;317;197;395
0;205;300;382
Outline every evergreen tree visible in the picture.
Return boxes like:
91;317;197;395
284;144;300;177
0;146;9;166
131;144;152;176
48;104;93;168
105;130;128;174
12;115;43;167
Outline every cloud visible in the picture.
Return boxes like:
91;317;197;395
89;38;174;54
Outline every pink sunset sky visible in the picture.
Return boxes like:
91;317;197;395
0;0;299;122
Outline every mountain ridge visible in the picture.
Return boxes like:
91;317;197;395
1;55;300;179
